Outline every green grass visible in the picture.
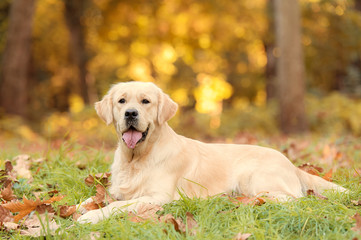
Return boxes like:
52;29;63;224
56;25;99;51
0;139;360;240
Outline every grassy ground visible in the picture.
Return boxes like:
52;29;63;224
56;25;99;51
0;135;360;239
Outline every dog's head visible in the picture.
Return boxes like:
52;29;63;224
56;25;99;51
95;82;178;149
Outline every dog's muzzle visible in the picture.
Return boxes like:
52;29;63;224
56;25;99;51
124;108;138;127
122;126;149;149
122;108;149;149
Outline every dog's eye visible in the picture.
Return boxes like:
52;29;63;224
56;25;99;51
141;99;150;104
119;98;126;104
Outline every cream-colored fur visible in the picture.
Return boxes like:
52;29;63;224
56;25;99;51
78;81;347;224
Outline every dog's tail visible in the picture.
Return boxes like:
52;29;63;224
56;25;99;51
296;168;348;194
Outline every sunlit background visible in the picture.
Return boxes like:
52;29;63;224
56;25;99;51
0;0;361;147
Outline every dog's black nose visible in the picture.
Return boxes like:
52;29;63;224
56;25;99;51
125;109;138;119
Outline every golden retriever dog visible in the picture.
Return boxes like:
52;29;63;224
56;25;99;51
78;81;347;224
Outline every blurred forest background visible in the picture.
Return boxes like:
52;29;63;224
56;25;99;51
0;0;361;147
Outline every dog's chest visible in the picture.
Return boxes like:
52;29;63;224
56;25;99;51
109;161;152;200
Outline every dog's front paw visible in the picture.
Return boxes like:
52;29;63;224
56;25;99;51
76;197;95;214
77;209;103;224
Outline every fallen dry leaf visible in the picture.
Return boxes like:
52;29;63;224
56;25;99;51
2;197;42;222
352;213;361;233
4;161;13;173
159;213;186;233
85;172;111;187
322;169;333;182
2;222;19;230
83;201;103;211
185;212;198;235
230;196;266;206
47;190;59;197
92;184;114;205
35;204;55;215
20;213;59;237
306;189;328;200
92;184;106;204
122;203;198;235
0;161;17;187
58;205;76;218
298;163;323;176
2;195;64;222
129;203;163;222
281;141;311;162
282;142;298;161
23;212;54;227
322;144;343;166
72;212;82;221
234;232;252;240
0;183;16;201
12;154;32;179
42;195;64;204
159;212;199;235
0;205;13;222
84;175;95;187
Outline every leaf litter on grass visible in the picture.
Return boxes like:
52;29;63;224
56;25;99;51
0;136;360;238
127;203;199;235
0;156;67;236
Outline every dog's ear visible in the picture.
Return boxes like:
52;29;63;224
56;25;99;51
95;94;113;125
158;91;178;125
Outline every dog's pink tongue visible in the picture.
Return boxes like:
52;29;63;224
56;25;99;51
122;129;142;149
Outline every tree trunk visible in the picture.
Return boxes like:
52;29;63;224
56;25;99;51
355;0;361;11
64;0;92;104
0;0;35;117
274;0;307;134
264;0;277;101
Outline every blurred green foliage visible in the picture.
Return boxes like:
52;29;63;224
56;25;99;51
0;0;360;139
0;93;360;147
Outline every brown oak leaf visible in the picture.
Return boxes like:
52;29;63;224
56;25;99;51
159;213;185;233
92;184;114;205
0;161;17;187
298;163;323;176
159;212;198;235
58;205;76;218
0;205;13;223
85;172;111;187
2;195;64;222
35;204;55;214
0;183;16;201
